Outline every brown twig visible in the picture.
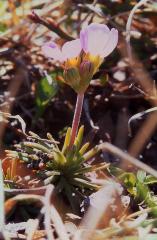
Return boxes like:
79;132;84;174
28;11;74;41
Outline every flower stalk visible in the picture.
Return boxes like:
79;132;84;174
69;93;84;148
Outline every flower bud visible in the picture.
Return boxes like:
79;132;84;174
79;61;94;92
64;67;81;93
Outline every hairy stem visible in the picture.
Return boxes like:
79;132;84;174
69;93;84;148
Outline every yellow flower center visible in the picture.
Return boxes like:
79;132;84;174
65;57;81;69
63;52;103;93
84;53;103;73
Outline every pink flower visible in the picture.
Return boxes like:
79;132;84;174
42;23;118;93
80;23;118;58
42;23;118;63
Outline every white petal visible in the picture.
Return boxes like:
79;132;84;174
42;41;64;62
101;28;118;58
62;39;82;60
80;23;110;55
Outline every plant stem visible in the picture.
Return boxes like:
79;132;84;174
69;93;84;148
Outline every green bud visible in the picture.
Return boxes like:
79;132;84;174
64;62;94;93
64;67;81;93
79;61;94;92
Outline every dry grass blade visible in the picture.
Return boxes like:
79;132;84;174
77;182;118;240
126;0;149;41
25;219;39;240
43;185;55;240
128;111;157;157
50;204;70;240
128;107;157;136
4;186;47;194
4;186;69;240
9;194;44;202
98;142;157;178
0;112;27;135
43;185;69;240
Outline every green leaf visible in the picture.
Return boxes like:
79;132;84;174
73;177;99;190
108;166;124;177
136;182;149;203
35;72;59;116
137;170;146;183
62;178;79;213
145;175;157;185
119;172;136;189
53;150;67;166
79;142;89;155
74;125;84;151
62;127;71;154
